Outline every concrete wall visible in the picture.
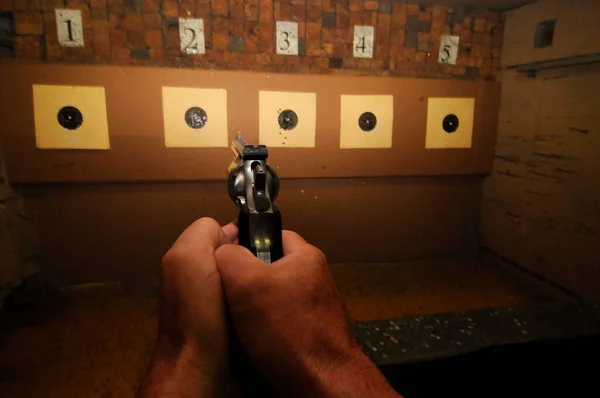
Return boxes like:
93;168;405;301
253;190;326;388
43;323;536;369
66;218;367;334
482;0;600;300
21;176;482;285
0;144;40;308
500;0;600;67
0;152;20;306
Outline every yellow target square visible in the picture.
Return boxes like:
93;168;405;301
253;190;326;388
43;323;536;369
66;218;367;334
259;91;316;148
33;84;110;150
340;95;393;149
162;86;228;148
425;98;475;149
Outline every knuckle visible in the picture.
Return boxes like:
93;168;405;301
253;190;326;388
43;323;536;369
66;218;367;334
230;270;265;298
161;247;182;270
283;230;303;241
235;271;259;291
306;245;328;267
195;217;220;230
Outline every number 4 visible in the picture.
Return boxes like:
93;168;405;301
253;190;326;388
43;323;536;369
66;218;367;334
355;36;366;53
353;26;373;58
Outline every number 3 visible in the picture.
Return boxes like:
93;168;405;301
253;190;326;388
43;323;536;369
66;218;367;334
280;31;290;51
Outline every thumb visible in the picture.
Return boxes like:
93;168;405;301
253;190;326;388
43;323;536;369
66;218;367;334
215;244;266;291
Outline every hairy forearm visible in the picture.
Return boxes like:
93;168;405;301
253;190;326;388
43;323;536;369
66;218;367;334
311;348;402;398
138;343;220;398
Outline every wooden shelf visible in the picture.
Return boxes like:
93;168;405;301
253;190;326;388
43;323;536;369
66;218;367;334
507;53;600;77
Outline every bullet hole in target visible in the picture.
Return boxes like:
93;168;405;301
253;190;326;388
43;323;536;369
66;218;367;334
442;114;459;133
185;107;208;129
278;109;298;130
57;106;83;130
358;112;377;132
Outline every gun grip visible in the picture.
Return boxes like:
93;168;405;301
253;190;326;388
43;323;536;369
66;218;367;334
238;206;283;263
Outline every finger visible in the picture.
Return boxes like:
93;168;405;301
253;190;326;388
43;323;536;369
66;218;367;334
170;217;227;257
221;221;239;244
215;244;266;290
282;230;310;256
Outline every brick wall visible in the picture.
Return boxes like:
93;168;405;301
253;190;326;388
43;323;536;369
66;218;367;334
2;0;503;78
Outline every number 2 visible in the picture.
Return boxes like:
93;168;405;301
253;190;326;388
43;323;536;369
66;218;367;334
355;36;366;53
280;31;290;51
63;19;73;41
441;44;451;62
183;27;197;51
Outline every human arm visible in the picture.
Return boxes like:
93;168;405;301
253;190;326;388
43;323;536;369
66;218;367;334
138;218;238;398
215;230;402;398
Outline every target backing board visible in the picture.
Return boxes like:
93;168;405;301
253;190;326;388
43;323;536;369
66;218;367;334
32;84;110;150
339;94;393;149
162;86;228;148
259;91;316;148
425;97;474;149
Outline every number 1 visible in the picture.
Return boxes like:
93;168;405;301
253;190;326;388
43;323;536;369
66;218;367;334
64;19;73;41
355;36;366;53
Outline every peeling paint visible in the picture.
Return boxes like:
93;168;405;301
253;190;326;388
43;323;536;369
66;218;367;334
555;167;577;174
575;223;596;235
494;155;520;163
524;190;550;197
505;211;520;222
532;152;567;160
534;134;558;142
542;75;568;80
569;127;590;134
497;170;524;178
485;197;508;205
530;171;560;180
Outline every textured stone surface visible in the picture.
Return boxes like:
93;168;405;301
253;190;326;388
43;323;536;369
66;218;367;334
2;1;503;78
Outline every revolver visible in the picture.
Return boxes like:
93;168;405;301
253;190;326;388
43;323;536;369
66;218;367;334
227;133;283;263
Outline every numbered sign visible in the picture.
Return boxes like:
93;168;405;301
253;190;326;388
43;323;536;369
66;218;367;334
55;9;84;47
179;18;205;55
438;35;460;65
353;26;374;58
276;21;298;55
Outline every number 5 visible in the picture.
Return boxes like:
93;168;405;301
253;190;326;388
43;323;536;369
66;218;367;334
441;44;451;62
